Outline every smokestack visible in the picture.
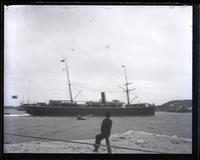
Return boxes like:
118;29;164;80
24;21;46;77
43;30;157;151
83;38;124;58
101;92;106;104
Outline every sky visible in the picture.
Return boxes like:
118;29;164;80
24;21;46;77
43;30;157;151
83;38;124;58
4;5;192;106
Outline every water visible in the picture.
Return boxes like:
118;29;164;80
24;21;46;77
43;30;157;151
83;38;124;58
4;109;192;144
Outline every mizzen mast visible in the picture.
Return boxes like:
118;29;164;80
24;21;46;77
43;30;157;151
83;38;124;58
120;65;135;105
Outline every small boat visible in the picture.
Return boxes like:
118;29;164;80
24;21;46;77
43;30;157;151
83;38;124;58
77;115;86;120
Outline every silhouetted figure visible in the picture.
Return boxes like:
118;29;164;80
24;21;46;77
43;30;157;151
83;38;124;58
93;112;112;153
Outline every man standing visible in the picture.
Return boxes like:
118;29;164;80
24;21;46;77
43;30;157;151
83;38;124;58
93;112;112;153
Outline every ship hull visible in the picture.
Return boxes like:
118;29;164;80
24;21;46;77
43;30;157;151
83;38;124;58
24;106;155;116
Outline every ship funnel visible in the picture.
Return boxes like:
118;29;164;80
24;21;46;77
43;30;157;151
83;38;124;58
101;92;106;104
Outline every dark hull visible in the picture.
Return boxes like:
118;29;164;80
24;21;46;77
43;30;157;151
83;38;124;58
24;106;155;116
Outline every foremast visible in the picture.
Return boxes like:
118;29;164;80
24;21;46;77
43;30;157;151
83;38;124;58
61;59;73;103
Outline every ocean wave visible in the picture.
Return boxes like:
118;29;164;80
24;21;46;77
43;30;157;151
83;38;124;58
4;114;30;117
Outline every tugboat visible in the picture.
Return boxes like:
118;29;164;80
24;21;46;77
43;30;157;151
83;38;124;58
21;60;155;116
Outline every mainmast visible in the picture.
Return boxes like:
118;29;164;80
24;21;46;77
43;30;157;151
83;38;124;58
61;59;73;103
119;65;135;106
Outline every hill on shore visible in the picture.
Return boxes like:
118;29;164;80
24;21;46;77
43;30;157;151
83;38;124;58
157;100;192;112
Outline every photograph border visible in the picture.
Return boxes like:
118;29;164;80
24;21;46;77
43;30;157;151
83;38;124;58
0;1;199;160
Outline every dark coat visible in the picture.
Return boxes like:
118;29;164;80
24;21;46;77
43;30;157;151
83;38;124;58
101;118;112;137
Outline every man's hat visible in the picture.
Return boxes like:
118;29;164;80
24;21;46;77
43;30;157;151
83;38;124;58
105;112;111;118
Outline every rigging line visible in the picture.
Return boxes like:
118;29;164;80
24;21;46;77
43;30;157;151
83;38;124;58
5;133;165;154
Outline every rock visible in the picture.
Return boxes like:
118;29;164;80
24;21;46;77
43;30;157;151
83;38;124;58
171;135;181;144
171;139;180;144
119;136;126;139
136;140;145;145
172;135;179;139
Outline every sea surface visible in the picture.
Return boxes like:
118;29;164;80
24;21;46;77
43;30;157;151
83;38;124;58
4;108;192;144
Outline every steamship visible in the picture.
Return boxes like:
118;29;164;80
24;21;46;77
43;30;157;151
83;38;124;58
21;60;155;116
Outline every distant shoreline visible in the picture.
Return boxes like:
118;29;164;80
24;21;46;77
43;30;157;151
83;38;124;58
4;106;17;109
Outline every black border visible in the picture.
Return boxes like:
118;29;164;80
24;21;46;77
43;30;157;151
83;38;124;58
192;4;199;160
1;1;199;160
0;2;4;160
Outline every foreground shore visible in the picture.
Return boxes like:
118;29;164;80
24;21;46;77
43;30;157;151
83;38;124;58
4;130;191;153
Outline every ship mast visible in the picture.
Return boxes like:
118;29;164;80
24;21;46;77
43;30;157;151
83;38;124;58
61;59;73;103
120;65;135;106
